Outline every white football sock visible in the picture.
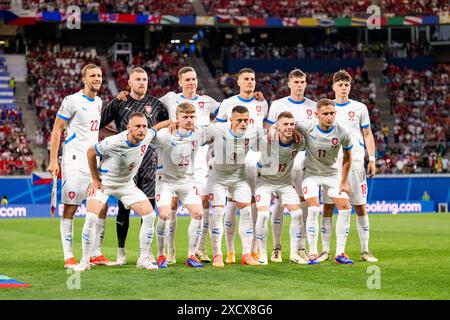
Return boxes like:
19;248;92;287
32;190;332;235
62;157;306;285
156;218;168;257
224;201;237;254
167;209;177;257
255;210;269;261
197;208;210;251
81;212;98;263
60;218;74;260
306;206;320;255
139;212;155;259
321;216;333;253
250;203;258;253
299;201;308;250
271;199;284;250
238;206;254;255
289;209;302;255
357;214;370;252
91;218;105;257
188;218;203;256
210;207;224;256
336;209;351;256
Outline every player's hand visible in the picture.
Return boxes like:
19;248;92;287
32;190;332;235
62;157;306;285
116;91;129;101
168;121;179;134
47;161;59;177
267;124;278;144
339;182;351;196
254;91;265;101
293;129;302;144
88;180;104;196
367;160;376;177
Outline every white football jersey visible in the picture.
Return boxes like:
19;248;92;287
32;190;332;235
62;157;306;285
296;120;353;176
266;96;316;125
57;90;102;173
153;128;208;182
94;129;156;186
334;99;371;166
215;95;269;128
206;123;262;178
159;92;219;127
258;137;305;185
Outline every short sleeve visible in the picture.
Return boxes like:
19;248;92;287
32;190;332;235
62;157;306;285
295;120;309;135
342;130;353;150
360;105;371;129
56;96;75;121
95;136;117;157
214;101;229;123
205;96;220;114
266;101;278;125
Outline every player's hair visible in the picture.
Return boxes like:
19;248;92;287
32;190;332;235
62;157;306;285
178;66;195;79
128;112;147;121
129;67;147;76
238;68;255;76
333;69;352;84
81;64;101;78
316;98;335;110
277;111;294;121
231;105;249;114
176;102;196;115
288;69;306;79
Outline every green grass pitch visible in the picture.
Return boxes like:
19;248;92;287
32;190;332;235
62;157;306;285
0;213;449;300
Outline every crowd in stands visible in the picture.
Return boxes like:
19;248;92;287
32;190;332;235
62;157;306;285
0;107;37;175
110;43;188;97
380;63;449;173
5;0;195;16
225;41;365;60
203;0;448;17
26;43;113;162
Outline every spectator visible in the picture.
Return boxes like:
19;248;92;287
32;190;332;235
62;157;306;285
9;77;15;94
1;195;7;205
421;191;431;202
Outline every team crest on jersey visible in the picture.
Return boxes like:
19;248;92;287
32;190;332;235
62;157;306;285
307;109;313;117
141;144;147;155
145;105;153;116
198;102;204;109
348;111;355;118
332;137;339;146
291;150;298;159
68;191;76;200
244;138;250;147
192;140;198;148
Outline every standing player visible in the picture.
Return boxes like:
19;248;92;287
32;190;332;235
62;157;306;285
74;113;172;271
319;70;378;263
100;67;169;266
293;98;354;265
153;103;208;268
215;68;269;264
263;69;316;264
47;64;112;268
255;112;305;265
207;106;263;267
159;66;219;264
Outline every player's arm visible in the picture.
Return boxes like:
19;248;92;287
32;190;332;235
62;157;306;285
116;91;129;101
362;126;376;177
47;116;67;176
86;145;104;192
339;146;352;196
152;119;173;132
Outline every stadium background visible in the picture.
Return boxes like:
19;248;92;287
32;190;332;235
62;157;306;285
0;0;449;300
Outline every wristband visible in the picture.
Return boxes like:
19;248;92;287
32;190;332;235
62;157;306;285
369;156;376;162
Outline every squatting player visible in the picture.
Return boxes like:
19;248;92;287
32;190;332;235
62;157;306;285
293;98;354;265
48;64;112;269
255;112;305;265
100;67;169;265
74;113;172;271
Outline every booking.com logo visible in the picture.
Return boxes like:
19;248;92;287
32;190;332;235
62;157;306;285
66;5;82;30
